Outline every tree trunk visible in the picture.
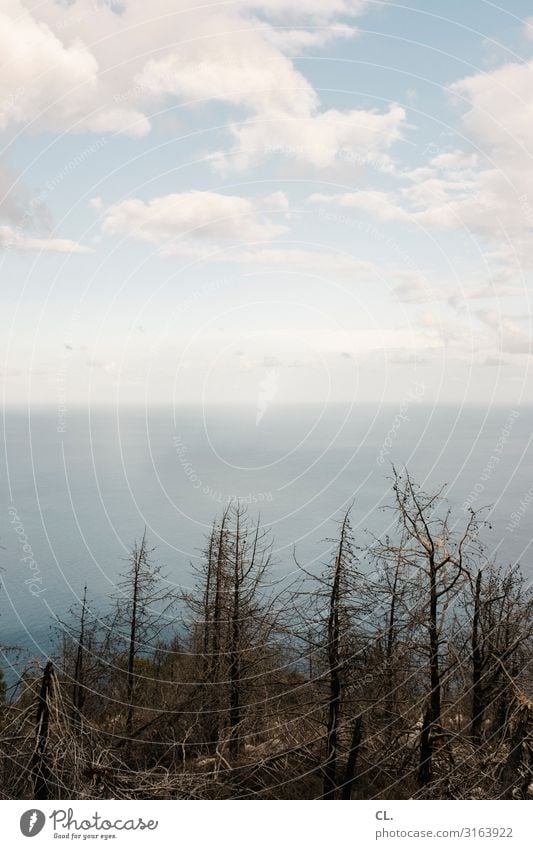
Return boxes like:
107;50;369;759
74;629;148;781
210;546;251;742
126;535;144;740
384;553;401;725
418;706;433;786
207;516;226;751
341;715;364;800
31;661;54;800
202;529;215;682
72;585;87;721
323;514;347;799
501;703;529;799
471;571;484;744
429;562;441;724
229;513;241;759
419;559;441;786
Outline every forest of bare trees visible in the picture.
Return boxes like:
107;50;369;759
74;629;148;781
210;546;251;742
1;469;533;800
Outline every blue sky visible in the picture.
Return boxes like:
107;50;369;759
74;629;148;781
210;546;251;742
2;0;533;408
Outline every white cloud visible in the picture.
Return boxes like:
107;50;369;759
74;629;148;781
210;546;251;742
134;30;319;118
204;246;379;278
391;272;437;303
101;190;289;245
310;151;527;245
241;0;368;20
100;188;385;280
156;240;380;279
0;160;30;223
475;309;532;355
0;1;403;173
133;6;404;171
0;0;148;136
215;103;406;172
310;189;408;221
0;155;92;252
0;225;91;253
314;326;444;355
451;61;533;154
445;62;533;269
262;23;356;52
310;146;485;231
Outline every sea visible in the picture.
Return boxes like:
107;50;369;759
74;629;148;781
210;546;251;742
1;402;532;673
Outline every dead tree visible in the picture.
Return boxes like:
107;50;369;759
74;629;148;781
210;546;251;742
205;509;229;750
323;510;349;798
461;564;533;745
364;525;418;742
500;695;532;799
125;537;143;739
385;468;484;787
54;586;118;731
226;506;276;759
182;504;276;760
341;714;364;800
182;508;229;752
31;661;54;800
297;508;364;799
470;569;484;745
112;530;177;745
228;507;243;758
72;585;88;720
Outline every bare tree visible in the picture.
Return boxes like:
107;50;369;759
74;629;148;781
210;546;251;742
2;480;533;801
182;504;277;761
31;662;55;800
463;564;533;745
297;507;366;799
384;468;485;787
112;530;177;744
323;510;350;798
71;585;88;721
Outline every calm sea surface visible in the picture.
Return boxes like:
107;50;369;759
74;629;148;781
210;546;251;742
2;403;533;665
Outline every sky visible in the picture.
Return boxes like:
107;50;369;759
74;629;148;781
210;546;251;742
2;0;533;408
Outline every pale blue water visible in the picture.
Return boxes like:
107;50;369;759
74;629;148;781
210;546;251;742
1;403;532;669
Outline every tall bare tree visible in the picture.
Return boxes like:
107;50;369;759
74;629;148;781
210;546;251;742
385;468;485;786
113;530;177;743
183;504;276;760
